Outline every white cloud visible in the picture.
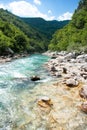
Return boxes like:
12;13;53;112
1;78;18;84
58;12;73;21
48;10;52;14
0;1;55;20
33;0;41;5
0;4;6;9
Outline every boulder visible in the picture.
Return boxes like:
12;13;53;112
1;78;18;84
31;76;40;81
66;78;79;87
51;55;57;59
80;72;87;79
55;72;62;78
38;96;53;108
77;54;87;63
81;65;87;72
64;52;76;61
80;102;87;113
79;85;87;99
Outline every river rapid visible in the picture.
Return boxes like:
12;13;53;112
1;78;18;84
0;54;53;130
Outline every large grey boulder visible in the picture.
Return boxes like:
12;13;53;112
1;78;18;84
66;78;79;87
64;52;76;61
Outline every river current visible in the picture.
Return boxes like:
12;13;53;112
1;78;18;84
0;54;52;130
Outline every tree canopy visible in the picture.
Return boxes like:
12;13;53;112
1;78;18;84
49;0;87;53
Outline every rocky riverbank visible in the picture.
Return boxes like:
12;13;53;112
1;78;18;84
32;51;87;130
0;51;87;130
0;53;29;63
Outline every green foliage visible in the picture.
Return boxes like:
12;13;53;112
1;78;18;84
22;17;70;40
0;9;47;54
49;0;87;52
0;9;69;55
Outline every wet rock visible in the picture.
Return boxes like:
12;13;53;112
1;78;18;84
31;76;40;81
79;85;87;99
38;96;53;108
80;102;87;113
66;78;79;87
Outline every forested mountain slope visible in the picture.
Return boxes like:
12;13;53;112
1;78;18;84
49;0;87;53
0;9;69;55
22;17;69;40
0;9;49;55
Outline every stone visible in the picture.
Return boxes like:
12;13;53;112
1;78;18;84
80;102;87;113
77;54;87;63
55;72;62;78
31;76;40;81
81;65;87;72
38;96;53;108
66;78;79;87
51;56;57;59
50;66;57;72
80;72;87;79
63;67;67;74
64;52;76;61
79;85;87;99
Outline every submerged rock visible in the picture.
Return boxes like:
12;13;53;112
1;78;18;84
66;78;79;87
31;76;40;81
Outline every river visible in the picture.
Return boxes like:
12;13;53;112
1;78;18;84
0;54;53;130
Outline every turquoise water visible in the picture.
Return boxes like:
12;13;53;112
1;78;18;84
0;54;52;130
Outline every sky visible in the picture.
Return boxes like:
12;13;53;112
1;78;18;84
0;0;80;21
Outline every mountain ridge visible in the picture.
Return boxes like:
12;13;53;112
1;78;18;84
21;17;70;39
0;8;69;55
